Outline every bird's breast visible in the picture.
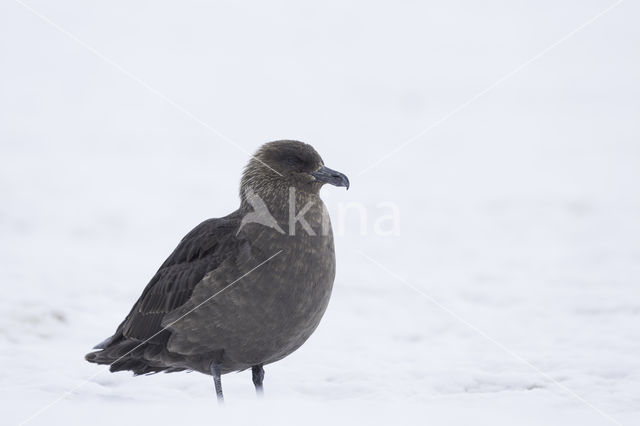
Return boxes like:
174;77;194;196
231;213;336;365
166;201;337;370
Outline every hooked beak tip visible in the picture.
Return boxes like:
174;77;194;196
311;166;350;190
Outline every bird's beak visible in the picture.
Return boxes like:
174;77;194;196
311;165;350;190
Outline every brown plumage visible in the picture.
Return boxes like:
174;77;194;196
85;140;349;400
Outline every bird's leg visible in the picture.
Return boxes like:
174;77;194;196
210;361;224;404
251;364;265;396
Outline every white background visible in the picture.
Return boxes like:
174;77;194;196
1;1;639;425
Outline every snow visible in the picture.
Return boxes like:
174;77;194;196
1;0;640;425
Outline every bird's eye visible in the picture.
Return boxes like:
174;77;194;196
286;157;300;165
285;156;311;171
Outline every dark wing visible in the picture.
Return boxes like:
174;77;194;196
86;212;242;372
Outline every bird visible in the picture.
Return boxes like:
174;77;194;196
85;140;349;402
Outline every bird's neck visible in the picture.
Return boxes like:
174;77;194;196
238;185;331;238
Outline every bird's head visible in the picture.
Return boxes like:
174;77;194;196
240;140;349;201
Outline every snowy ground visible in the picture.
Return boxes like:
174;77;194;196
1;1;640;425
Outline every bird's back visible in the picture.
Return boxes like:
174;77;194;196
85;211;244;374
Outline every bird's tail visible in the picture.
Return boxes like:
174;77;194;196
85;337;184;375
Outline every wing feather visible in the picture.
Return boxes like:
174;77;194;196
107;213;241;347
